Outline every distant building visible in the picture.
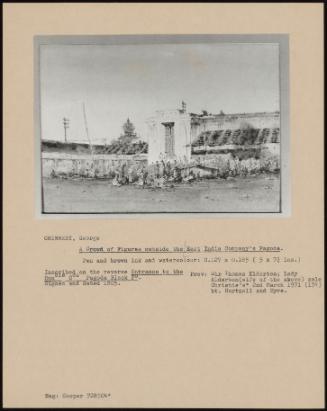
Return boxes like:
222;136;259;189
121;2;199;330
117;118;138;144
146;103;280;163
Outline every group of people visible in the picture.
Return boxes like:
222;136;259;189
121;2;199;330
112;159;197;188
49;155;280;186
111;156;280;188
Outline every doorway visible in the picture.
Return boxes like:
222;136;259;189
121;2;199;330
162;122;175;158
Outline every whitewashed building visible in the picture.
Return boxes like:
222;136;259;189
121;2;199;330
146;103;280;163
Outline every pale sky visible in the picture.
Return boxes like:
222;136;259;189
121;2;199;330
40;42;279;144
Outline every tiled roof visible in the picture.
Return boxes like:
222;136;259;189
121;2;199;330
191;128;280;149
42;140;148;155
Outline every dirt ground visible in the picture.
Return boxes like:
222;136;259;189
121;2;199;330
42;174;280;213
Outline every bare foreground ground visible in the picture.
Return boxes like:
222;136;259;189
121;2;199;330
42;174;280;213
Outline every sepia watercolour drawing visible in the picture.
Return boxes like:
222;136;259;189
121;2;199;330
36;35;289;214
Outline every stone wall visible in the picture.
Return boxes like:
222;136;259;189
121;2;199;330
42;152;147;178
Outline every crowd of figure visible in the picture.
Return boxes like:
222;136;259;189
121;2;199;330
112;159;198;188
49;155;280;188
110;156;279;188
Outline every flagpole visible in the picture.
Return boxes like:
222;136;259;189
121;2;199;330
82;102;94;159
